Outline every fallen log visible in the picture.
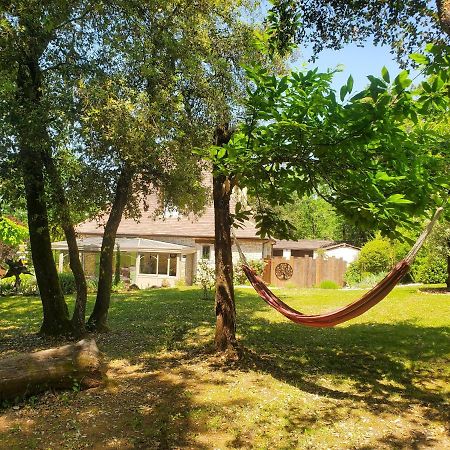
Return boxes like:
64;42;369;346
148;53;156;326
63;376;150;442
0;339;106;401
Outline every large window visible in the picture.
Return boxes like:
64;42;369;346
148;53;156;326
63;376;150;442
169;254;177;276
140;253;157;274
140;253;177;276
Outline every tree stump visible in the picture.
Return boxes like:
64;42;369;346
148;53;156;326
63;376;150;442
0;339;106;401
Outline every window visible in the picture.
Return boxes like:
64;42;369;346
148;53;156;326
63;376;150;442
169;254;177;276
202;245;211;260
139;253;178;276
158;254;169;275
140;253;157;274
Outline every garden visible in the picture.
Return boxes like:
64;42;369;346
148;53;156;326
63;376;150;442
1;2;450;449
0;285;449;449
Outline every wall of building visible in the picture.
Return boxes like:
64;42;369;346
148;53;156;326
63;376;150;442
321;247;359;264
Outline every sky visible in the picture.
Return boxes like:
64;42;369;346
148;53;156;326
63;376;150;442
293;42;408;92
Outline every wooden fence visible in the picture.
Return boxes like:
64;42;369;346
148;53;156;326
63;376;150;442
262;256;347;288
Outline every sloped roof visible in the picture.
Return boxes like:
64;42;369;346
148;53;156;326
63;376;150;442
273;239;334;250
76;194;263;240
51;237;196;253
321;242;361;251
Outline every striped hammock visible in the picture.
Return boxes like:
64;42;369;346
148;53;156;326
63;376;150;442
238;207;444;327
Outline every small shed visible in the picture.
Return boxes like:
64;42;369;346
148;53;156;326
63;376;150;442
272;239;360;264
320;243;360;264
52;237;196;288
272;239;333;258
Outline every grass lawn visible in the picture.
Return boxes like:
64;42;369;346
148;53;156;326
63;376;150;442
0;285;449;449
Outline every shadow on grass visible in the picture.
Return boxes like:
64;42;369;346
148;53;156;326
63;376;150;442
1;357;210;449
230;290;449;423
1;287;448;426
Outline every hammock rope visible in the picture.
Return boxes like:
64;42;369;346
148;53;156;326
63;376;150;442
234;206;444;328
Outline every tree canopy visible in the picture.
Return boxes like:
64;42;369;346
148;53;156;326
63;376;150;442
211;48;450;240
266;0;450;62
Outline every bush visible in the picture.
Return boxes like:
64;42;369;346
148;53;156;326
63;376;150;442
344;260;388;288
351;272;387;289
111;280;127;292
234;259;266;285
86;278;98;293
58;272;76;295
319;280;338;289
195;260;215;299
344;261;362;286
412;255;447;284
0;274;38;296
0;277;15;294
20;275;39;296
344;234;403;287
357;235;394;274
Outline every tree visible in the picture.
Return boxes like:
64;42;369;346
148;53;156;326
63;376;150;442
276;193;374;244
137;5;267;351
266;1;450;61
80;78;205;331
0;1;253;335
80;0;257;332
222;57;449;234
206;52;450;349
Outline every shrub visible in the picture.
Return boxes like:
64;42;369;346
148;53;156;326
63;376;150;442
195;260;215;299
58;272;76;295
0;274;38;296
20;275;39;296
352;272;387;289
319;280;338;289
357;235;394;274
344;262;388;288
175;279;186;288
344;261;362;286
412;255;447;284
86;278;98;293
344;234;402;287
0;277;15;294
111;280;127;292
234;259;266;285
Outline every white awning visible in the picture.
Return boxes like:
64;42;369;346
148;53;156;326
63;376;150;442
51;237;196;254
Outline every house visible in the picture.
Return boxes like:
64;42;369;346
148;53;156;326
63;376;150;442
52;194;272;288
273;239;360;264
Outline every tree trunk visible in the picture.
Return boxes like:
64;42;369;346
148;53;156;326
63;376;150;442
87;166;133;332
15;57;71;336
43;153;88;337
213;173;237;351
213;124;237;352
0;339;105;401
437;0;450;36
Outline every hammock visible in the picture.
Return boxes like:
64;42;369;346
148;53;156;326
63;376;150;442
236;207;444;328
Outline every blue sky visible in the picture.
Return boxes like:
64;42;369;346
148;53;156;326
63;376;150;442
294;42;411;92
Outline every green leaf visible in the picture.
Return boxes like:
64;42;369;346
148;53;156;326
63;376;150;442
410;53;429;65
217;147;226;159
340;85;347;101
386;194;413;204
346;75;354;93
381;66;390;83
395;71;412;90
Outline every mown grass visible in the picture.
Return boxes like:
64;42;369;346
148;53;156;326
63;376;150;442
0;285;449;449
